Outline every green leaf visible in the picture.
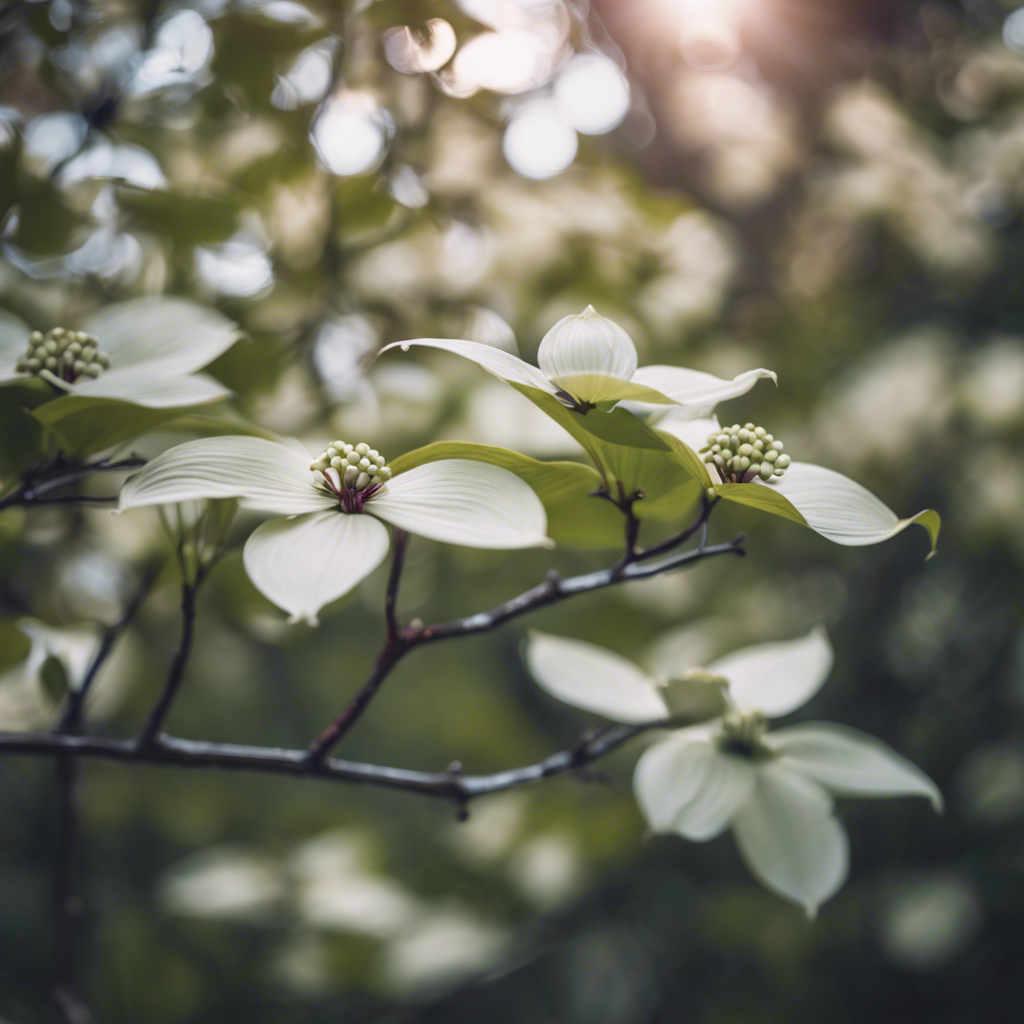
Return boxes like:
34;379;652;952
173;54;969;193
33;398;279;458
0;621;31;672
39;654;70;705
507;385;710;524
509;383;671;452
390;441;625;548
0;388;47;482
714;482;809;527
34;398;188;457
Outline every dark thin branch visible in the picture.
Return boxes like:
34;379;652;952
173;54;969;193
634;494;718;563
305;533;743;761
51;757;93;1024
0;458;144;512
408;537;744;647
58;565;159;734
385;530;409;640
0;724;654;803
135;576;200;748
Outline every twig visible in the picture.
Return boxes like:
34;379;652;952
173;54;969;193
306;534;744;761
385;530;408;640
135;575;201;748
0;458;144;512
57;565;159;734
0;723;655;803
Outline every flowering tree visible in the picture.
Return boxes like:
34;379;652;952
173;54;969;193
1;0;1020;1021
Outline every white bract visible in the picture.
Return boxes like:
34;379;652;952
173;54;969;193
525;628;941;915
382;305;776;412
118;436;552;625
0;297;240;408
658;411;940;552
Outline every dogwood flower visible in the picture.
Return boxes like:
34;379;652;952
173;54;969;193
118;436;551;625
525;628;941;915
659;412;940;552
0;297;239;408
381;305;776;413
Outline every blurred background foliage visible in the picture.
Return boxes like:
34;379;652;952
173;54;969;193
1;0;1023;1020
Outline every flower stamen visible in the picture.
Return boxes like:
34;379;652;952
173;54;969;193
717;711;772;760
15;328;111;385
700;422;791;484
310;441;392;513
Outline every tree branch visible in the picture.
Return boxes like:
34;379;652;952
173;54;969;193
135;575;200;748
0;724;654;804
58;565;159;734
305;533;744;761
0;458;145;512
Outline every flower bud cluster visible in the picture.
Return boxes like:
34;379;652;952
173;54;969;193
311;441;391;512
701;422;791;483
16;328;110;383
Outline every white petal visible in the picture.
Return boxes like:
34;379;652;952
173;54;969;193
119;436;334;515
706;627;834;718
0;308;29;374
82;297;240;376
379;338;557;394
369;459;550;549
524;631;668;723
768;723;942;810
630;366;777;417
732;763;849;916
72;369;231;408
243;511;390;625
764;461;940;551
634;734;756;840
537;306;637;396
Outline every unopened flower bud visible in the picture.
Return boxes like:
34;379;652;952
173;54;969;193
355;443;370;456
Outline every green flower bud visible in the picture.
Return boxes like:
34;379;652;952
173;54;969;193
344;465;359;486
330;456;343;469
355;443;370;456
716;434;730;447
738;443;753;457
355;471;370;489
763;449;778;463
776;454;791;469
759;463;774;481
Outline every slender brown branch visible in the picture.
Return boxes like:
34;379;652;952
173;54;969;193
135;577;200;748
58;565;159;734
385;529;409;640
0;724;654;803
635;494;718;563
0;458;145;512
407;537;744;647
306;534;744;761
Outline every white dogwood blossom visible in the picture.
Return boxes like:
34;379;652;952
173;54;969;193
659;411;940;551
525;628;941;915
118;436;551;625
0;297;240;408
382;305;775;412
